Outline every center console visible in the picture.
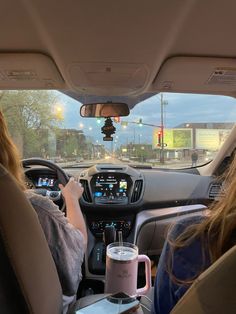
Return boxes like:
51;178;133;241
79;164;144;278
91;173;132;205
79;164;144;208
88;218;132;238
86;212;136;275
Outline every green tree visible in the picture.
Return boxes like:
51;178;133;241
0;90;63;157
55;129;88;158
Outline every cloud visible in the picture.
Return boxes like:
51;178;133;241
56;91;236;146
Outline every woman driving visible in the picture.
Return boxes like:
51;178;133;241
153;152;236;314
0;111;87;313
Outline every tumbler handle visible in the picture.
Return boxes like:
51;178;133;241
136;254;152;296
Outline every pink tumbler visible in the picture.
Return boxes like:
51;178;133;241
105;242;152;297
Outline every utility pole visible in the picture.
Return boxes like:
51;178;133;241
160;94;164;163
160;94;168;164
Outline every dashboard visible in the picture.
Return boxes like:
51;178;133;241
75;164;214;247
25;168;60;190
24;162;221;280
75;164;215;212
24;163;219;238
24;163;219;210
24;168;62;202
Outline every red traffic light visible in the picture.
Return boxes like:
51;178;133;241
157;130;162;146
114;117;121;123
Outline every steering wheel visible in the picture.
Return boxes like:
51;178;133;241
22;158;69;212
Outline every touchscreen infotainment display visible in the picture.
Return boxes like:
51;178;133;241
37;177;55;187
94;174;129;199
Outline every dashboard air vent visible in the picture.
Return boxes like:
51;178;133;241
131;180;143;203
80;179;92;203
209;183;224;200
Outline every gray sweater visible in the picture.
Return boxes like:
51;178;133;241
25;191;85;311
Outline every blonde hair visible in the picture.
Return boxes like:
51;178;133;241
168;152;236;284
0;111;26;190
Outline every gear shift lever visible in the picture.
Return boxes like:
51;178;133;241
89;225;117;274
103;225;116;246
102;225;116;263
89;225;117;275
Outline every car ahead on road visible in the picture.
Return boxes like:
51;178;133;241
0;0;236;313
76;157;84;163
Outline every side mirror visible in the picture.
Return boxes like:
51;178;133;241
80;102;130;118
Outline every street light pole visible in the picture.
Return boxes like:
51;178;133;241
133;126;136;144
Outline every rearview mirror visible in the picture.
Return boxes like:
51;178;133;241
80;102;130;118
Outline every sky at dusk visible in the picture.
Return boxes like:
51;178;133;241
56;91;236;146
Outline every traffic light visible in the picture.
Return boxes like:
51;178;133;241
138;118;143;127
157;130;162;146
114;117;120;123
121;121;128;128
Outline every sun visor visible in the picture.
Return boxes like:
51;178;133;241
67;62;149;96
0;53;65;89
153;56;236;94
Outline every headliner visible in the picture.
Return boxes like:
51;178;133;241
0;0;236;106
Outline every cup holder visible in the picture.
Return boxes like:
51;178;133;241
78;279;105;298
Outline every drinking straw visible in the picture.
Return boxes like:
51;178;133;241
118;230;123;256
118;230;123;247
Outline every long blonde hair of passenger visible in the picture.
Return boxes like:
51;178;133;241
168;152;236;283
0;111;25;190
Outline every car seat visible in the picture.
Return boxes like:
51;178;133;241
171;244;236;314
0;163;152;314
0;164;63;313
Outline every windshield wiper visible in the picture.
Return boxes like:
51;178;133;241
62;163;94;169
130;164;153;169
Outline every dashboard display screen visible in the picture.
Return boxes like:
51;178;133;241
94;174;128;198
37;177;55;187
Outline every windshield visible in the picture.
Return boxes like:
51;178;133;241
1;90;235;169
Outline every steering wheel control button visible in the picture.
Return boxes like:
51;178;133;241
46;190;61;201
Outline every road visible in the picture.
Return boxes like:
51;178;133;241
58;157;196;169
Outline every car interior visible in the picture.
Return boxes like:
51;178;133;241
1;0;236;313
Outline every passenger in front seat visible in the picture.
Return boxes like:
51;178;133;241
0;111;87;314
153;154;236;314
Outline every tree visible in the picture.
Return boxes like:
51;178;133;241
55;129;88;159
0;90;63;157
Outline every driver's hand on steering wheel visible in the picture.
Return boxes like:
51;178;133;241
59;177;87;245
59;177;84;202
